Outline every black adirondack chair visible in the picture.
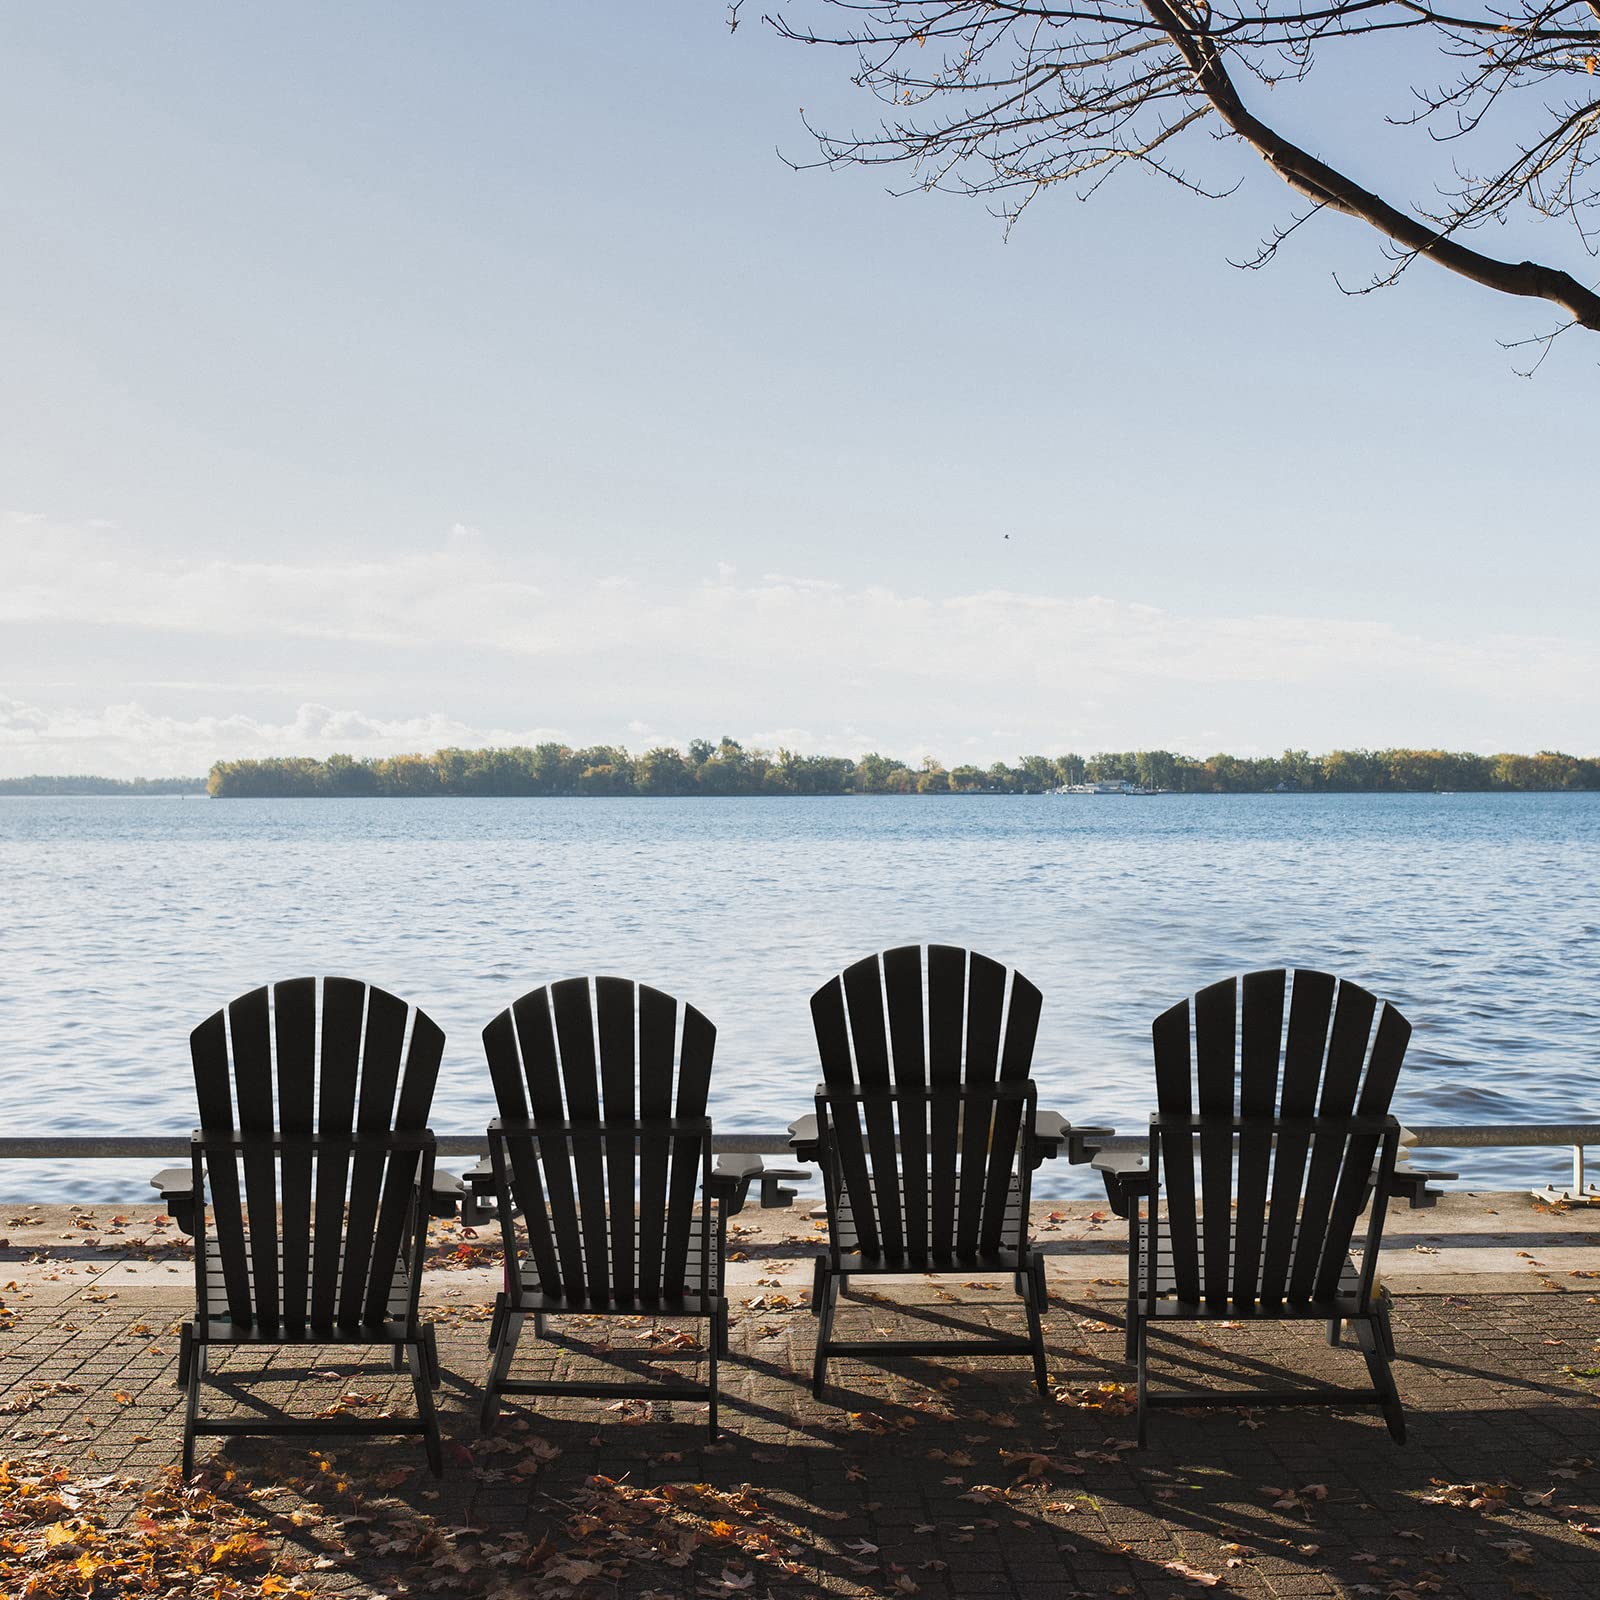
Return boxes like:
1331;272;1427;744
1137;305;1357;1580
477;977;742;1437
791;945;1111;1400
155;977;446;1477
1096;969;1450;1446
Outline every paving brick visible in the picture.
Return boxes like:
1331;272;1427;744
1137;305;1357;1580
1;1279;1598;1597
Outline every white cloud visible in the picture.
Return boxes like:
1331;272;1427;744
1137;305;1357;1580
3;512;1597;774
0;697;566;779
0;513;545;652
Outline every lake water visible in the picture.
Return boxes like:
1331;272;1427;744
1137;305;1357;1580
2;792;1597;1202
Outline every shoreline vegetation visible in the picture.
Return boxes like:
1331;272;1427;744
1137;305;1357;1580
0;774;206;796
190;742;1600;797
6;743;1599;799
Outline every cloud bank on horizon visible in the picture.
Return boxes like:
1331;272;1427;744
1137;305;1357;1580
3;514;1595;779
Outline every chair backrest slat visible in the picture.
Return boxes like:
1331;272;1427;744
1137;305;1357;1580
813;946;1042;1267
636;983;678;1299
483;1008;562;1294
812;970;881;1259
926;944;967;1256
663;1003;715;1295
273;977;317;1329
842;956;902;1263
191;1008;250;1323
882;945;929;1262
310;977;364;1330
1358;1004;1412;1114
1232;969;1286;1305
363;1009;444;1324
551;977;610;1304
955;953;1005;1258
511;990;585;1295
596;976;638;1304
190;978;440;1335
1151;998;1199;1304
227;986;280;1332
1193;978;1237;1312
339;986;406;1325
1149;969;1410;1314
979;971;1041;1255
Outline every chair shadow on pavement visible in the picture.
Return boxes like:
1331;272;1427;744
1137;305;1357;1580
3;1280;1596;1600
174;1287;1600;1600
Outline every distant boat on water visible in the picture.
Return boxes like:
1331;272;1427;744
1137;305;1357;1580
1050;780;1168;796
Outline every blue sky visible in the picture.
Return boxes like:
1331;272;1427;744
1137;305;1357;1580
1;3;1595;776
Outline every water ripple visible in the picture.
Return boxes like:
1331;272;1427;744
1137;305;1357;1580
2;792;1597;1199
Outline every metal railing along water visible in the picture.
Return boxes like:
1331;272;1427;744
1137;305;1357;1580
1;1124;1598;1204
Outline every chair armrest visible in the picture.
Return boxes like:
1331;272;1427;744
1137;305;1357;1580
428;1169;464;1219
709;1154;763;1219
789;1113;823;1163
459;1155;501;1225
712;1153;810;1213
150;1167;198;1235
1032;1112;1116;1165
1384;1156;1457;1210
1091;1148;1149;1179
1090;1148;1153;1218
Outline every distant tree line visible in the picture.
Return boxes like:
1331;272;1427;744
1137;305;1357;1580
204;743;1600;798
0;774;206;795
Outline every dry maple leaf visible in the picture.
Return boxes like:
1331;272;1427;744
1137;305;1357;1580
1162;1558;1222;1587
1007;1454;1054;1482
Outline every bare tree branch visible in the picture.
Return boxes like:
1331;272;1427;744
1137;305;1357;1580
761;0;1600;337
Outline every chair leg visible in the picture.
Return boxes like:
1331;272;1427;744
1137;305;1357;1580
1134;1319;1149;1449
1024;1257;1049;1397
1125;1197;1141;1364
811;1271;839;1400
1377;1296;1397;1360
1355;1316;1406;1443
715;1304;730;1357
488;1291;507;1352
1327;1318;1342;1347
176;1323;193;1388
425;1323;441;1388
810;1256;825;1318
407;1341;444;1476
392;1344;406;1372
533;1312;547;1340
181;1343;205;1479
707;1313;720;1440
1031;1254;1050;1314
480;1310;526;1432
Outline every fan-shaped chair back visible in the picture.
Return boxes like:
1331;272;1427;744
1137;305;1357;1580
1150;968;1409;1311
481;976;716;1305
810;944;1043;1265
189;976;444;1333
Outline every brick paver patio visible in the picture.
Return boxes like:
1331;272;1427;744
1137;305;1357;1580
1;1200;1597;1598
